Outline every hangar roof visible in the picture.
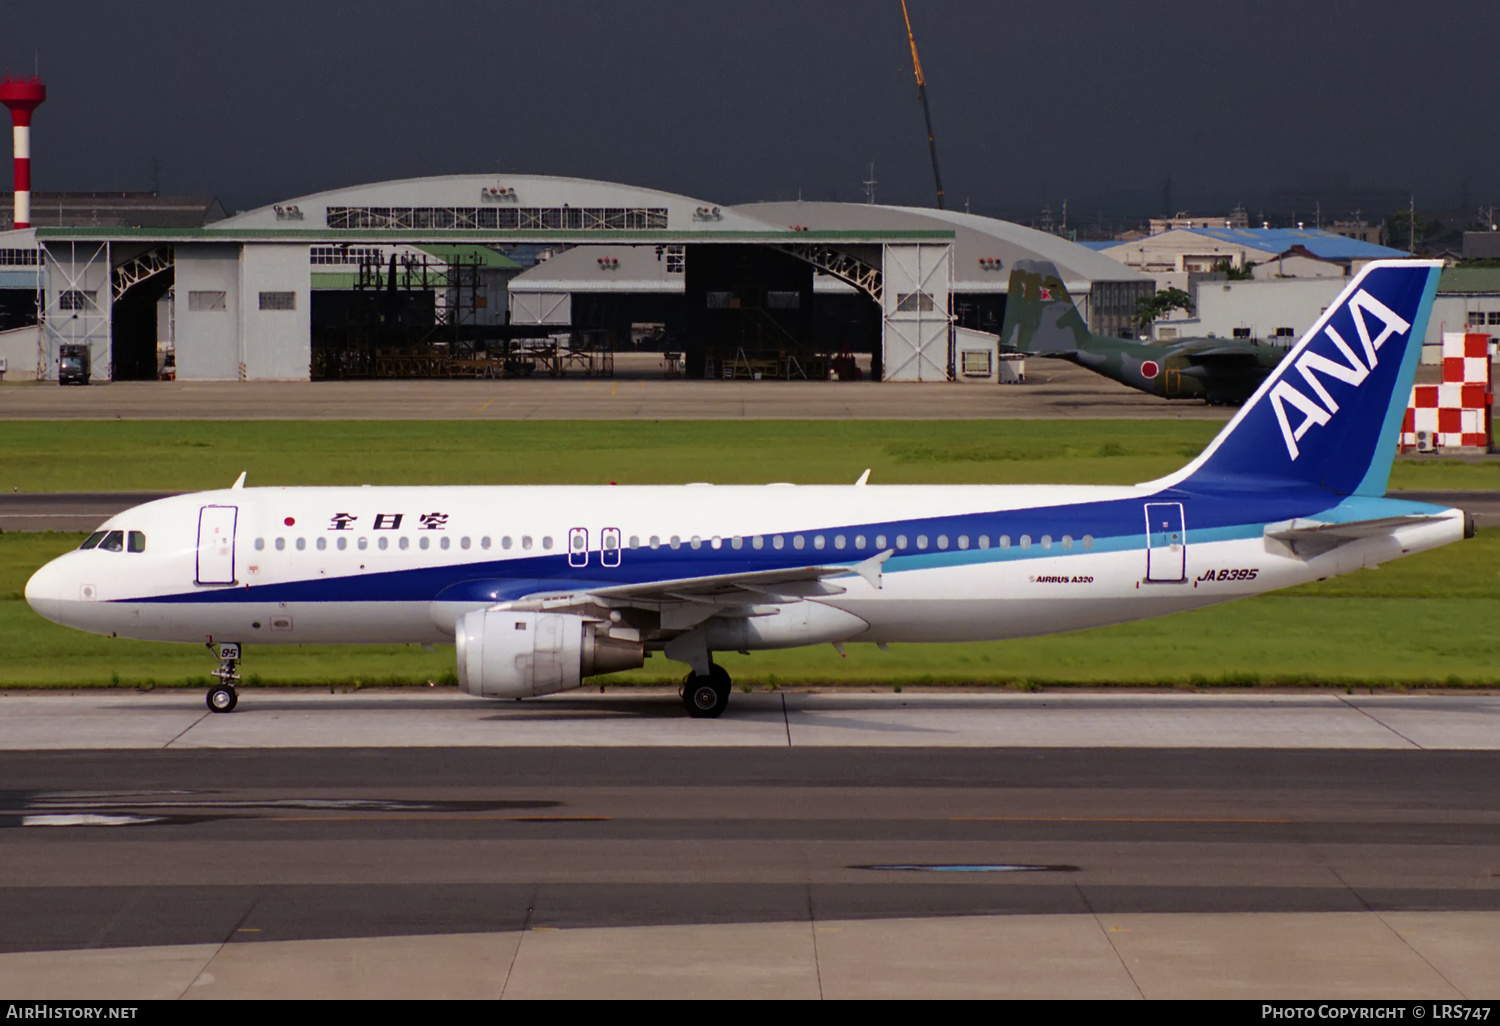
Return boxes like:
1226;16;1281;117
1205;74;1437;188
214;174;779;233
732;201;1150;291
1177;227;1405;261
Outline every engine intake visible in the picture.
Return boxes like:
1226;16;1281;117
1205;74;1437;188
455;610;643;699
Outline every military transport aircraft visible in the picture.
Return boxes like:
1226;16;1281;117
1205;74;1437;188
1001;260;1288;405
26;261;1464;719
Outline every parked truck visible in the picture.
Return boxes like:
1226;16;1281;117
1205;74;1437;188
58;344;90;386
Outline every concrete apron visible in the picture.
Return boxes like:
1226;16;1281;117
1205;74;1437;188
2;911;1495;1000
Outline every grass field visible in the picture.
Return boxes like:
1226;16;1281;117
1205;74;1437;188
5;529;1499;690
2;420;1498;492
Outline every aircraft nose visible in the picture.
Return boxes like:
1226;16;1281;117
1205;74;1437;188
25;557;70;624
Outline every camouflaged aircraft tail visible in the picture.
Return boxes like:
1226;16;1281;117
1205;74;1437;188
1000;261;1094;355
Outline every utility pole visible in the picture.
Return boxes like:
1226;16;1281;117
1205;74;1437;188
1409;193;1416;255
900;0;945;209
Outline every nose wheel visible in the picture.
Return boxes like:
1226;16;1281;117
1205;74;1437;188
207;683;238;713
206;641;242;714
681;663;732;718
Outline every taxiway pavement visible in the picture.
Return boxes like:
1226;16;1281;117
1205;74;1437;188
0;734;1498;998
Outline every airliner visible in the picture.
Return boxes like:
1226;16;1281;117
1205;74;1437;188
26;260;1467;718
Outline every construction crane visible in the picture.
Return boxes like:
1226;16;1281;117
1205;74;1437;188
900;0;945;210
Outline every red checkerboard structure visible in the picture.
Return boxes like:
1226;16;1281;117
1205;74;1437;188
1400;332;1493;452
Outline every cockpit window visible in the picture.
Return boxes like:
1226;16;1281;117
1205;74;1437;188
79;532;106;550
127;531;146;553
99;530;124;552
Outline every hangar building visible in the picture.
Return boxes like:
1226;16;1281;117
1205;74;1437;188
1;174;1149;383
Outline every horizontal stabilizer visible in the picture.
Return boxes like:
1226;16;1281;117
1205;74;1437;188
1264;513;1447;558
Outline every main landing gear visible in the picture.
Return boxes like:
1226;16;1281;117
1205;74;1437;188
206;641;241;713
681;663;732;719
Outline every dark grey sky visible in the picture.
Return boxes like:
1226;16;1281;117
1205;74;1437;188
3;1;1496;221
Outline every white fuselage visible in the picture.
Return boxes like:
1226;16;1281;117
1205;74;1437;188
24;483;1465;653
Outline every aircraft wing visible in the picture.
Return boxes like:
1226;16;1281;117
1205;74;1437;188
588;550;892;605
492;551;893;631
1182;346;1270;361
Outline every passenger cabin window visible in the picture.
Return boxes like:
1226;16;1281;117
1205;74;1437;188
128;531;146;553
317;538;327;551
254;538;265;551
80;532;106;550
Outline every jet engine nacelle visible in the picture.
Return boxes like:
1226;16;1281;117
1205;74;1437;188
455;610;644;699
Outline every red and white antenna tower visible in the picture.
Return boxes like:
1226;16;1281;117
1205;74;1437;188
0;75;46;229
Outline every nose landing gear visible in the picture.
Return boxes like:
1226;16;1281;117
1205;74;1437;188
206;641;241;713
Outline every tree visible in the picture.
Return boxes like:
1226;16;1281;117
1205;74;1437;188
1135;287;1194;332
1213;258;1256;281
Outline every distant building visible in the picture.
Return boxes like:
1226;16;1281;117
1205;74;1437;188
1097;226;1407;291
1324;220;1386;247
1429;266;1500;350
1146;207;1249;235
1462;231;1500;260
0;191;225;230
1151;278;1344;346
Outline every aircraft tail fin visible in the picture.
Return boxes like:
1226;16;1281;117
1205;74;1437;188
1000;260;1093;355
1161;259;1442;497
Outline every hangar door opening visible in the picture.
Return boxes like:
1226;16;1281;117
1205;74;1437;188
881;244;952;381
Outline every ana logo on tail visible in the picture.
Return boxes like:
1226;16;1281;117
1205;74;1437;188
1269;290;1411;461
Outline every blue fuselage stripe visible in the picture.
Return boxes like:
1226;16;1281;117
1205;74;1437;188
126;488;1448;606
